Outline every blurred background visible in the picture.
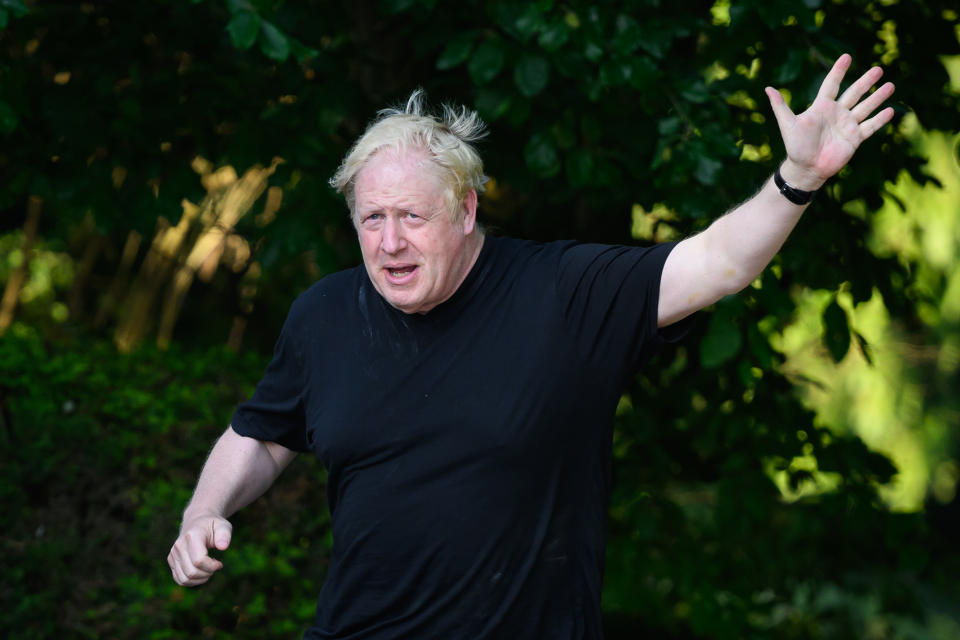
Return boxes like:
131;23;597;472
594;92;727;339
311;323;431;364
1;0;958;638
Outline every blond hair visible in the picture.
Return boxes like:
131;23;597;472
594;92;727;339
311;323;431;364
329;89;489;220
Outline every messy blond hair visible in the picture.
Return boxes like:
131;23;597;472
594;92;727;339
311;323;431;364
329;89;489;221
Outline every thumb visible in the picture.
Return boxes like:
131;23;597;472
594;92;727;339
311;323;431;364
213;520;232;551
765;86;795;132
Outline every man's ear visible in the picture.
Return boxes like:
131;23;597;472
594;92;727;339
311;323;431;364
460;189;478;235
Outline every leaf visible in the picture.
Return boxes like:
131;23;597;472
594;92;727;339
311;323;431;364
700;310;741;368
695;155;723;186
227;11;260;50
627;56;660;90
436;34;475;70
524;133;560;177
468;41;505;85
637;22;673;59
514;55;549;97
496;3;543;42
0;9;7;29
259;21;290;62
679;79;710;103
537;19;569;52
611;14;642;55
0;0;28;15
774;49;805;85
822;299;851;363
474;88;512;121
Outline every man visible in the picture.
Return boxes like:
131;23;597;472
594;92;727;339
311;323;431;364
168;54;894;638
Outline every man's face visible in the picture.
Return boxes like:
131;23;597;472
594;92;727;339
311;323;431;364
353;147;477;314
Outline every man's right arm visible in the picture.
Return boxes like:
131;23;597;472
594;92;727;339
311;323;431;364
167;425;297;586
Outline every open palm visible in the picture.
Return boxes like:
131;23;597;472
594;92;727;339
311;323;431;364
765;54;895;190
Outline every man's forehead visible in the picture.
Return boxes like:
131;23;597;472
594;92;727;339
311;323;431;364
355;148;446;199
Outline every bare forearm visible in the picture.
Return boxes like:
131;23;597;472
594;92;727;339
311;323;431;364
182;426;295;525
703;165;812;294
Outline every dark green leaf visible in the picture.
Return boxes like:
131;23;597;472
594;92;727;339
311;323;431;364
495;3;543;41
627;56;661;90
679;79;710;103
226;11;260;50
637;23;672;58
611;14;642;55
695;155;723;185
584;41;604;62
537;19;568;52
0;8;8;28
259;21;291;62
474;88;512;121
822;299;851;363
0;0;27;15
468;41;505;85
700;311;741;368
524;132;560;177
436;34;475;70
514;55;549;97
225;0;251;12
774;49;805;85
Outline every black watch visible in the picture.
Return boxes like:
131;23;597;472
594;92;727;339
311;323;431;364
774;165;817;205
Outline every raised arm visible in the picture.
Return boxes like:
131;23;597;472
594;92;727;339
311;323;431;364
167;426;297;586
657;54;895;327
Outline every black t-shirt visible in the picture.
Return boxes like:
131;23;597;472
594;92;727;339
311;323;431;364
232;235;683;639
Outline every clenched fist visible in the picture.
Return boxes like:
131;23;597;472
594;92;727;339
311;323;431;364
167;515;233;586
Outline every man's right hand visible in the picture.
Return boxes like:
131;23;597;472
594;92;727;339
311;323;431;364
167;515;233;586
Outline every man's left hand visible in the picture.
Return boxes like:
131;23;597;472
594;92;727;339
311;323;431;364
765;53;895;191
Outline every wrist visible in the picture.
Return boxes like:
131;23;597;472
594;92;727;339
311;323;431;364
779;159;825;192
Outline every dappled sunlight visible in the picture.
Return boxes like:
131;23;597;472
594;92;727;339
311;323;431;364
773;116;960;512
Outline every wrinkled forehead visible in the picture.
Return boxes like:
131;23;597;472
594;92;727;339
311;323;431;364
354;147;450;205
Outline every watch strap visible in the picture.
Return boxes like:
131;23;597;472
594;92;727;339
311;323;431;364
774;165;817;205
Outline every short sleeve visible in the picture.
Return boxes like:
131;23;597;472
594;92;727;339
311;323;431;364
556;241;691;374
231;314;310;453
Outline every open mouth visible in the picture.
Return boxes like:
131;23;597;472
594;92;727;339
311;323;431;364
384;265;418;283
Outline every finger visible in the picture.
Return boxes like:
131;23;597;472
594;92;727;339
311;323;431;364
858;106;895;140
169;549;193;586
816;53;852;101
838;66;884;110
174;537;214;585
213;520;232;551
187;530;224;574
851;82;895;123
764;86;795;132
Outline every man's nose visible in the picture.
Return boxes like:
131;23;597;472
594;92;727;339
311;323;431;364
380;217;406;254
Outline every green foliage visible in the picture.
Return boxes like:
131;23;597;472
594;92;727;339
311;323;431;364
0;329;329;638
